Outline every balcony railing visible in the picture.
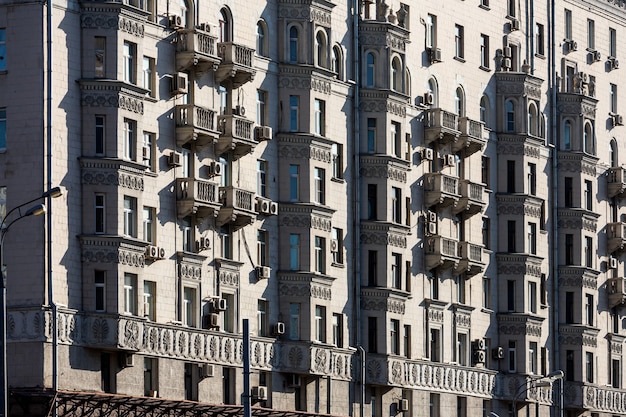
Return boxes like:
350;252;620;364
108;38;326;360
176;178;220;218
215;42;256;87
216;114;256;158
455;117;486;154
217;186;257;228
425;236;460;270
176;29;220;71
424;108;461;146
456;180;485;216
608;167;626;198
456;242;485;276
175;104;219;147
424;173;460;208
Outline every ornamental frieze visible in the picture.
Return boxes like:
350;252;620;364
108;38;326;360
360;297;405;314
426;307;444;323
81;92;144;114
81;14;119;29
81;171;144;191
310;9;332;26
277;144;332;162
611;341;623;354
496;142;541;158
359;33;388;47
386;33;407;51
558;160;597;176
179;262;202;281
360;99;407;117
118;95;145;114
81;247;145;267
455;312;471;329
360;231;407;248
497;262;542;277
498;322;542;337
280;213;332;231
496;201;542;218
278;76;332;94
359;165;407;182
119;16;145;37
279;283;332;300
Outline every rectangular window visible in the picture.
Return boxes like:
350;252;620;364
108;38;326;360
142;56;155;96
367;250;378;286
457;333;468;366
95;270;106;312
95;36;106;77
257;300;268;337
391;121;402;158
257;160;267;197
183;287;196;327
289;164;299;201
314;99;325;136
430;394;440;417
289;303;300;340
610;28;617;57
507;160;516;192
482;276;491;309
527;222;536;255
508;340;517;372
0;108;6;150
143;132;155;171
482;218;490;249
368;317;378;353
456;275;466;304
289;234;300;270
123;41;136;84
256;90;267;126
257;230;268;266
123;119;136;161
143;206;155;244
507;0;516;17
315;305;326;342
426;14;437;48
566;350;575;381
529;342;538;374
94;115;105;156
507;280;516;311
392;187;401;223
612;359;621;388
332;227;343;264
367;184;377;220
584;180;593;210
314;167;326;205
390;319;400;355
143;280;156;320
314;236;326;274
182;217;194;253
391;253;402;289
528;281;537;313
123;196;137;238
143;357;158;397
564;177;573;207
611;84;618;114
507;221;516;252
584;236;593;268
431;275;439;300
332;143;343;179
367;118;377;153
565;292;574;323
587;19;595;50
124;273;137;315
403;325;411;358
222;293;235;333
430;328;440;362
289;95;299;132
564;9;572;40
528;163;536;195
586;293;594;325
586;352;594;382
454;24;464;59
535;23;545;56
0;29;6;71
332;313;343;347
480;34;489;68
95;194;106;234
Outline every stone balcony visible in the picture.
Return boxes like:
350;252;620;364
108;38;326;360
175;28;221;72
175;177;220;219
424;108;461;146
425;236;460;270
607;167;626;198
216;186;257;229
456;242;485;277
496;374;554;405
607;277;626;308
454;117;486;155
424;173;460;208
455;179;485;216
215;42;256;87
607;222;626;253
216;114;257;159
562;382;626;414
175;104;220;147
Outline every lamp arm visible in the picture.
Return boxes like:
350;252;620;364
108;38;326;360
0;187;61;231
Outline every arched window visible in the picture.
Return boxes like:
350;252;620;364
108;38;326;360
256;20;268;57
391;57;402;92
332;45;343;79
584;122;594;154
427;78;438;107
506;100;515;132
366;52;376;87
480;95;489;125
563;120;571;150
611;139;618;167
316;30;328;68
455;87;465;117
528;103;538;136
220;8;232;42
289;26;299;63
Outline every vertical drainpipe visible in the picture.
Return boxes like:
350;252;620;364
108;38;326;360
352;0;363;416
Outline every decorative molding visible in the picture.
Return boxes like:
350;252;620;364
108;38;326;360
80;238;145;267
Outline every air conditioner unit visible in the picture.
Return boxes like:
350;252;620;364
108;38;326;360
610;257;618;269
427;222;437;235
510;19;520;31
287;373;301;387
254;126;273;141
200;363;215;378
472;338;486;350
197;22;211;32
492;346;505;359
269;202;279;215
610;57;620;70
474;350;486;364
502;57;512;69
614;114;624;127
196;236;210;250
273;322;286;335
232;105;246;116
171;72;188;95
255;266;271;279
445;155;456;166
145;245;159;259
503;46;512;58
121;352;134;368
428;48;442;63
252;386;268;401
209;312;220;328
428;211;437;223
422;148;434;161
168;14;182;29
398;399;409;412
159;247;166;259
593;50;602;62
578;71;588;83
423;92;434;105
330;239;339;253
257;198;271;214
142;146;150;161
216;298;228;311
566;39;578;52
208;161;222;176
168;151;182;167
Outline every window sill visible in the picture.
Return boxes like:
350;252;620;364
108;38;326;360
479;4;490;10
481;307;494;314
535;53;546;60
144;95;158;103
145;170;158;178
331;177;345;184
479;65;491;72
331;262;345;268
453;56;466;63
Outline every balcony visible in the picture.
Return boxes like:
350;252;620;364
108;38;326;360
176;178;220;219
456;242;484;276
424;173;460;208
454;117;486;155
455;180;485;216
424;108;460;146
562;382;626;413
216;186;256;229
608;167;626;198
176;28;221;72
607;277;626;308
175;104;220;147
425;236;460;270
216;114;257;159
607;222;626;253
497;374;554;405
215;42;256;87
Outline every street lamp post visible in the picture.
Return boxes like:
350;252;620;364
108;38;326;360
0;186;63;417
511;371;564;417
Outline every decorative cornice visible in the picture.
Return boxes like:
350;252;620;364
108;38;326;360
557;266;599;289
79;236;146;267
496;254;543;277
497;313;544;337
496;194;544;218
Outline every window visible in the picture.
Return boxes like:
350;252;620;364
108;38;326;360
507;160;516;192
585;293;594;325
314;168;326;205
611;84;618;114
480;34;489;68
563;120;571;150
585;352;594;382
506;100;515;132
314;99;325;136
183;287;196;327
124;273;137;315
367;118;377;153
257;230;268;266
565;234;574;265
219;225;232;259
314;236;326;274
289;26;299;63
455;87;465;116
507;280;516;311
256;90;267;126
95;271;106;312
257;300;268;337
94;115;105;156
426;14;436;48
332;313;343;347
527;223;536;255
587;19;595;50
143;132;155;171
456;275;466;304
610;27;617;57
564;177;573;207
332;144;343;179
585;236;593;267
289;234;300;270
391;253;402;289
564;9;572;40
331;45;343;78
367;184;377;220
584;180;593;210
366;53;375;87
257;160;267;197
142;56;155;96
123;119;136;161
508;341;517;372
482;276;491;309
566;350;575;381
289;165;299;201
391;57;402;91
430;328;440;362
527;163;536;195
144;281;156;320
391;121;401;157
390;319;400;355
315;30;328;68
315;305;326;342
529;342;538;374
584;123;594;154
219;8;232;42
178;216;192;253
612;359;621;388
431;275;439;300
144;357;158;397
289;303;300;340
256;21;267;57
481;156;490;188
528;281;537;313
507;221;516;253
143;206;155;244
430;394;440;417
403;325;411;358
454;25;464;59
368;317;378;353
123;41;136;84
457;333;468;366
482;218;490;249
535;23;545;56
95;194;106;234
123;196;137;238
95;36;106;77
392;187;401;223
289;95;299;131
332;227;343;264
507;0;516;17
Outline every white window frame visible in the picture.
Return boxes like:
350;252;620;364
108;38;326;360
123;196;137;238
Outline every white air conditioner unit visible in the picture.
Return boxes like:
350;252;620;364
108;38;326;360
159;247;166;259
255;126;273;141
398;399;409;412
474;350;486;363
197;22;211;32
473;338;486;350
610;257;619;269
502;57;512;69
503;46;512;58
421;148;434;161
610;57;620;70
423;92;434;105
255;266;271;279
578;71;588;83
232;105;246;116
287;373;301;387
614;114;624;127
330;239;339;253
446;155;456;166
200;363;215;378
145;245;159;259
428;211;437;223
510;18;520;31
565;39;577;52
492;347;505;359
216;298;227;311
428;48;442;63
142;146;150;161
171;72;188;95
269;202;279;215
209;312;220;328
121;352;134;368
257;198;271;214
168;14;182;29
196;236;210;251
273;322;286;335
168;151;182;167
208;161;222;177
592;50;602;62
427;222;437;235
252;386;268;401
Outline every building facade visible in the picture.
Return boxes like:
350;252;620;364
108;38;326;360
1;0;626;416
